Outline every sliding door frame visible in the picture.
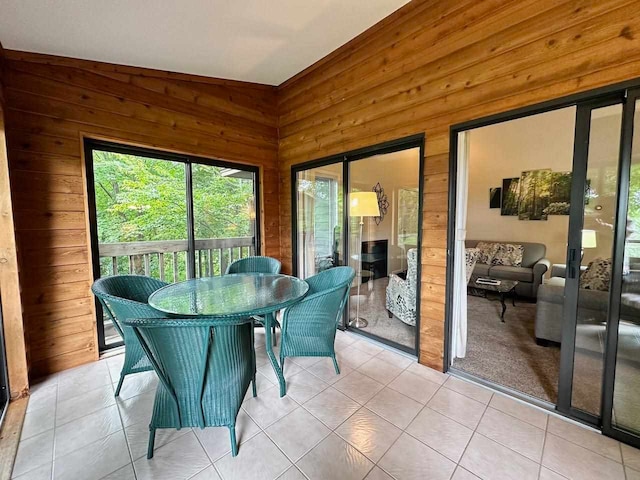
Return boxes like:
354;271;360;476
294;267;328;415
291;134;425;355
557;94;624;427
443;79;640;398
84;138;261;352
601;88;640;449
443;79;640;442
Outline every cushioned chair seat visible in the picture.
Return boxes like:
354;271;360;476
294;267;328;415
489;265;534;283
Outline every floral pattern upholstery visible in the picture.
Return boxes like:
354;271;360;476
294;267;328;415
386;248;418;326
491;243;524;267
580;257;612;291
476;242;500;265
466;248;480;284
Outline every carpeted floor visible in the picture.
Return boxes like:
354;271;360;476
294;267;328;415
453;294;561;403
348;277;416;349
448;291;640;431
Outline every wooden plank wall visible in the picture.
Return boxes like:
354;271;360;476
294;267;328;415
0;45;29;397
1;52;280;378
277;0;640;370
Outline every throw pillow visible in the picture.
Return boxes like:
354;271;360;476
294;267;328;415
580;257;612;291
476;241;500;265
491;243;524;267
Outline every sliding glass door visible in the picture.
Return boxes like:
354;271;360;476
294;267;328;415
293;136;424;353
191;163;258;276
86;140;259;351
347;148;421;352
602;89;640;445
558;100;623;422
450;84;640;448
295;163;344;281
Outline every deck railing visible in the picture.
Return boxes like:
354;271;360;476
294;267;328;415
99;237;255;282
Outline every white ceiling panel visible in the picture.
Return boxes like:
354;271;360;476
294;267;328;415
0;0;410;85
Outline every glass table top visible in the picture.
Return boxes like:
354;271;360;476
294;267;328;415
149;273;309;318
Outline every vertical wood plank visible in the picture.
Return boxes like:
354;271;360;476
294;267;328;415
158;253;164;281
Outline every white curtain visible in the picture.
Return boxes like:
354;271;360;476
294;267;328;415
451;131;470;359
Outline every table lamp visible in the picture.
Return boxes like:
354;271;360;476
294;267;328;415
349;192;380;328
582;229;597;259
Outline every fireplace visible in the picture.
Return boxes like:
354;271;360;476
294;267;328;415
360;239;388;281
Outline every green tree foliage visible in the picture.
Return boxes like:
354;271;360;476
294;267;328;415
93;151;255;279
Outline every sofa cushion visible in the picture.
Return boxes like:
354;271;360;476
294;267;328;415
466;240;546;268
473;263;491;276
538;282;610;311
537;283;564;304
490;265;533;283
491;244;524;267
475;242;500;265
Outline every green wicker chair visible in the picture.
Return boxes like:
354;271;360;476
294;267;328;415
225;256;282;346
279;266;355;374
122;316;254;458
225;256;281;275
91;275;169;396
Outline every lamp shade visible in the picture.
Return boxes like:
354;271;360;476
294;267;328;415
350;192;380;217
582;229;597;249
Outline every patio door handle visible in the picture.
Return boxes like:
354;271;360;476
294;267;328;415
568;248;578;279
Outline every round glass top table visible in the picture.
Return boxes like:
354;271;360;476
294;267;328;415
149;273;309;397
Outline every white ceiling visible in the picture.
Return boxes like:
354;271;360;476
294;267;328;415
0;0;410;86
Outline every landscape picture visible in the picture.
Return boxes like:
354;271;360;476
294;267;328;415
518;169;551;221
543;171;572;215
500;170;573;220
501;177;520;216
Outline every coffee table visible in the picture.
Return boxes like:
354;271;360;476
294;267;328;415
469;275;518;322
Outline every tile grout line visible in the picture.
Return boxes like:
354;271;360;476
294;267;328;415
261;410;329;469
545;418;625;465
50;380;59;480
454;391;494;476
32;340;638;480
537;427;550;480
373;379;450;480
96;359;136;480
190;430;225;479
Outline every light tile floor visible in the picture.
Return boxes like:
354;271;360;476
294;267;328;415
12;329;640;480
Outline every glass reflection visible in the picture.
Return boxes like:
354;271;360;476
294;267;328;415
612;100;640;433
571;104;622;416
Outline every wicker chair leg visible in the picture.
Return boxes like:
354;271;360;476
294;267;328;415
229;426;238;457
147;427;156;459
115;374;125;397
281;356;285;374
250;323;257;397
332;355;340;374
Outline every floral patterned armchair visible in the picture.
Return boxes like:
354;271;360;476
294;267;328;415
386;247;479;327
385;248;418;326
